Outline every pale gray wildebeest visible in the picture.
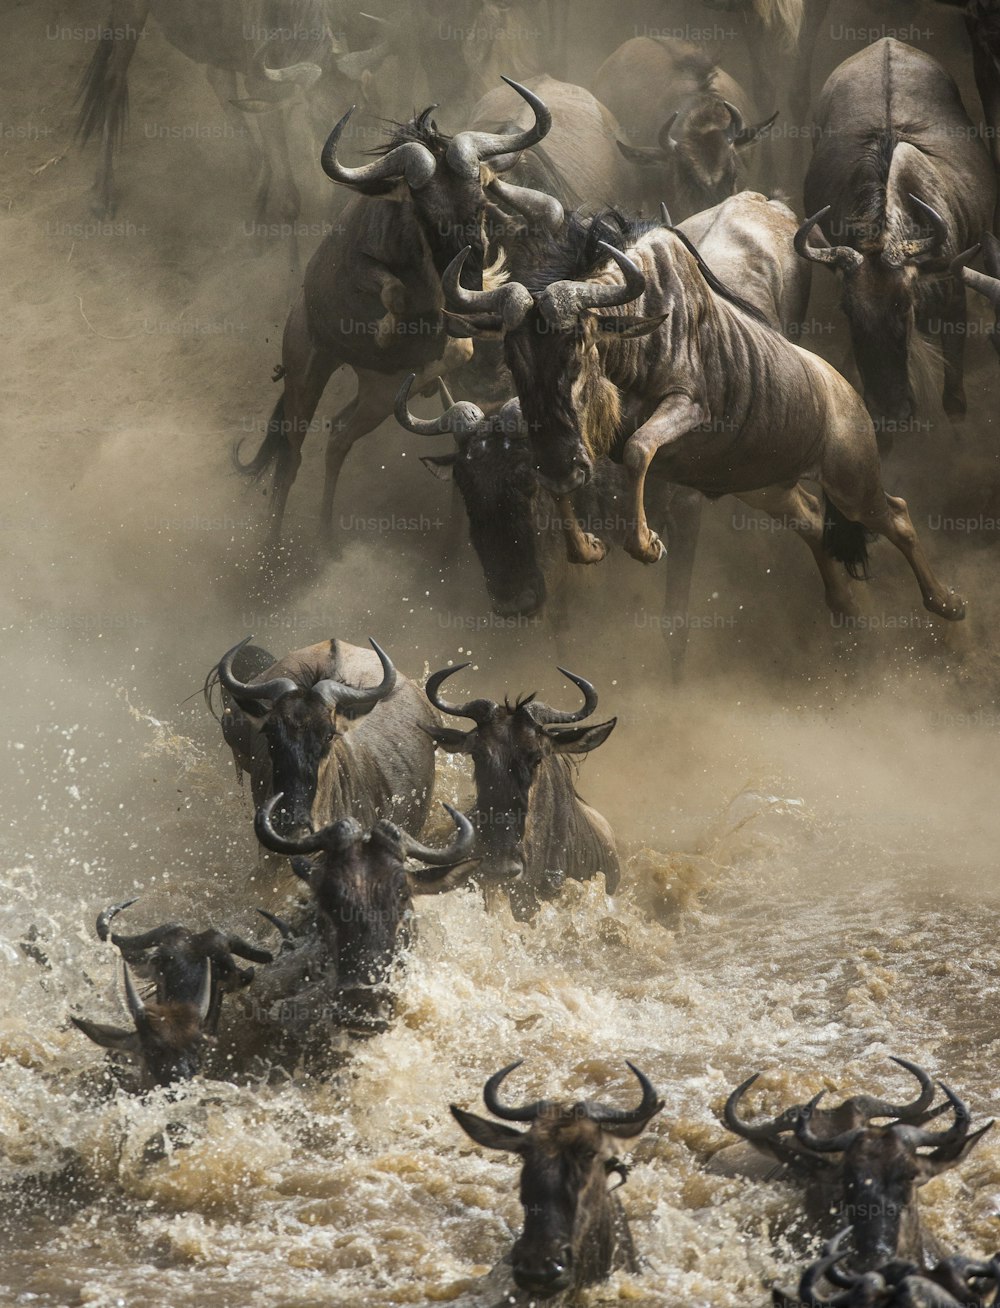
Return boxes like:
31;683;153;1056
772;1229;1000;1308
232;81;558;547
73;0;386;223
395;373;703;680
442;205;967;625
72;898;274;1085
232;794;474;1054
724;1059;993;1270
593;38;776;221
450;1061;663;1299
421;663;618;920
798;38;995;436
208;634;436;842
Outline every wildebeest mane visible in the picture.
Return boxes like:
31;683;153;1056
368;108;449;156
669;228;776;330
505;692;537;713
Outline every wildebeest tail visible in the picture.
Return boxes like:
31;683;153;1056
822;495;875;581
232;394;286;482
74;22;129;147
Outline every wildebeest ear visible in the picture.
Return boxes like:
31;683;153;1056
615;139;669;166
419;454;457;482
918;1121;995;1178
70;1016;142;1055
450;1105;528;1152
546;717;617;754
228;694;271;722
595;314;668;338
420;723;473;752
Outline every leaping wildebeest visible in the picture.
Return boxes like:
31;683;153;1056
421;663;619;919
450;1060;663;1299
798;38;995;434
208;634;436;842
724;1059;993;1270
443;207;966;624
234;80;558;548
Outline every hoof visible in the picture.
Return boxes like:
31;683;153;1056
626;530;665;564
567;532;608;565
925;590;966;621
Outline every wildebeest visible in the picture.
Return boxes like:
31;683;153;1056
443;208;966;625
395;373;702;677
593;38;775;220
73;0;372;222
421;663;618;919
450;1060;663;1299
233;82;556;547
210;635;436;840
72;898;274;1084
798;38;996;432
774;1229;1000;1308
239;793;474;1049
724;1060;993;1270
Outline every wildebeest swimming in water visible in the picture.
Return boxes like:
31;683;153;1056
208;634;436;843
421;663;619;920
450;1060;663;1299
723;1059;993;1270
798;38;995;436
443;206;967;625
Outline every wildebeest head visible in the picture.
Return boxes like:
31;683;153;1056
726;1059;993;1271
254;793;474;1000
794;198;949;428
443;224;662;495
422;664;616;896
72;958;213;1087
216;635;397;839
396;374;545;617
616;99;777;221
451;1060;663;1297
319;79;552;288
953;236;1000;362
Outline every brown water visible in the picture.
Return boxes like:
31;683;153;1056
4;1;1000;1304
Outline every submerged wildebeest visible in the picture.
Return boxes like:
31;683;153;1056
72;898;274;1084
593;38;775;220
233;81;557;547
724;1059;993;1270
208;635;435;841
395;373;702;677
451;1060;663;1299
73;0;368;222
443;208;966;624
421;663;618;919
798;38;996;434
235;793;474;1052
773;1229;1000;1308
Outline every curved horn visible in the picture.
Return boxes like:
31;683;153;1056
96;898;139;942
540;240;646;324
953;245;1000;308
395;373;485;437
261;60;322;88
483;1059;545;1122
254;793;326;857
399;803;475;866
795;1091;864;1153
122;962;146;1022
487;177;564;235
722;99;746;146
849;1057;936;1123
218;636;298;704
587;1062;663;1127
447;77;552;178
660;201;673;228
724;1072;801;1141
442;246;533;328
657;111;680;151
194;958;212;1022
794;208;864;273
425;664;498;725
313;638;396;711
257;908;297;942
321;106;437;192
527;667;599;725
895;1081;971;1150
900;193;948;261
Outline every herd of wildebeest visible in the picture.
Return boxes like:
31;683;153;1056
58;0;1000;1301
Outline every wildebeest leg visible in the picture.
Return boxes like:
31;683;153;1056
553;494;607;564
75;0;150;218
652;484;703;682
622;396;709;563
734;483;859;618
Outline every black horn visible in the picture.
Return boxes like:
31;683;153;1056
400;803;475;867
900;193;948;261
218;636;298;704
321;106;437;192
587;1062;664;1130
794;208;864;273
487;177;564;235
483;1060;545;1122
527;667;599;726
312;638;396;711
540;240;646;325
795;1091;863;1154
447;77;552;178
425;664;498;726
395;373;485;437
254;793;326;857
442;246;533;328
96;898;139;942
724;1072;802;1141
